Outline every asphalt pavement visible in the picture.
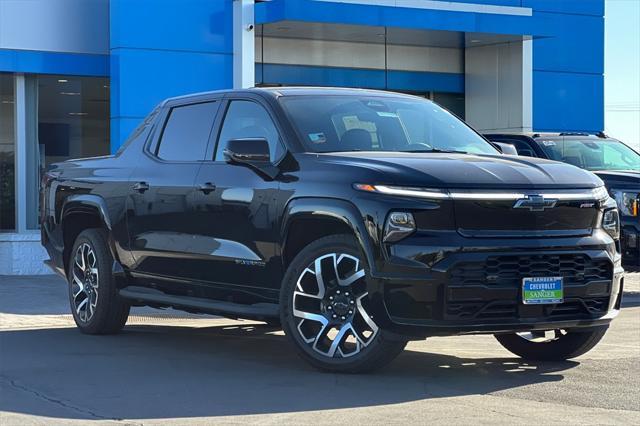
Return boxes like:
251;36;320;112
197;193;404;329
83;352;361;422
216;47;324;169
1;274;639;425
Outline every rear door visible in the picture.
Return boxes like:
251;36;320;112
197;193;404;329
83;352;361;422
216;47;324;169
126;99;220;283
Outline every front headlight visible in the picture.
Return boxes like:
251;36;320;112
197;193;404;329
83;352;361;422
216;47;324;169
383;211;416;243
601;208;620;240
610;189;639;217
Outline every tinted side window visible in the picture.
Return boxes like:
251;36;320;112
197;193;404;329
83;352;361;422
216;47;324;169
156;102;217;161
506;139;538;157
215;100;282;161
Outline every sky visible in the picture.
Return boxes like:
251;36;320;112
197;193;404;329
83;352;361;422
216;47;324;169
605;0;640;151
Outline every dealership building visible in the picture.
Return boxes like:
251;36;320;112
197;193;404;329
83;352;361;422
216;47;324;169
0;0;606;274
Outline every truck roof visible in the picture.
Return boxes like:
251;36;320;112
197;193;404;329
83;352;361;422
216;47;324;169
162;86;422;104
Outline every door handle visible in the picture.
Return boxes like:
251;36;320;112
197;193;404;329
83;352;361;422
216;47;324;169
132;181;150;193
197;182;216;194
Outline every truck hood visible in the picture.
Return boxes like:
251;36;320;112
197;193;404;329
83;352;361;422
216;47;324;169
317;152;603;189
593;170;640;189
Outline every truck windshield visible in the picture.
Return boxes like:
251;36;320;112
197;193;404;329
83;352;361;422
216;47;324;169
536;138;640;171
279;95;498;155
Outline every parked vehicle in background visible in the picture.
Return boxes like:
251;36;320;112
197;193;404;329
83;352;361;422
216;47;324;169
41;88;624;373
485;133;639;271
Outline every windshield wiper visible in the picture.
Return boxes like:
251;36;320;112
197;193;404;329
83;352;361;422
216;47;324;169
402;148;468;154
322;148;469;154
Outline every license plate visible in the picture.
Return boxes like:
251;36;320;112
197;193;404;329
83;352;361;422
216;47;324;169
522;277;563;305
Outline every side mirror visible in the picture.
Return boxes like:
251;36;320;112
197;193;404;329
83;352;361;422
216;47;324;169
224;138;271;164
223;138;279;179
492;142;519;156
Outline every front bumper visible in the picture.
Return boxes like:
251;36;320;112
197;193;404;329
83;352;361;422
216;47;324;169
368;232;624;339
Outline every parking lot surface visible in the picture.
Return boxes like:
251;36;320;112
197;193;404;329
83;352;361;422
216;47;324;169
1;274;639;425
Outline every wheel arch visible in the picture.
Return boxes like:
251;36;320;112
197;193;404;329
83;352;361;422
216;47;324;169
60;194;115;278
280;198;380;273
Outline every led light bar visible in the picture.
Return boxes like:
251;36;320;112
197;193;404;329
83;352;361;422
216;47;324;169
373;185;450;199
354;184;609;202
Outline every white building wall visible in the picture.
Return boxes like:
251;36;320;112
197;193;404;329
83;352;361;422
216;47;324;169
0;233;49;275
465;40;532;132
387;44;464;73
0;0;109;54
257;36;463;73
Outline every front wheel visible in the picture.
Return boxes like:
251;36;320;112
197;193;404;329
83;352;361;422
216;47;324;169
280;234;407;373
495;326;609;361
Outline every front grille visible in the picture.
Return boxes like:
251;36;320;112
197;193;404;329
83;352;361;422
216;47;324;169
446;254;612;321
548;297;610;317
453;198;598;237
450;254;611;287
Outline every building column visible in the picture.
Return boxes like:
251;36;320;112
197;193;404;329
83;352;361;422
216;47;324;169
465;38;533;132
14;74;27;233
13;74;39;232
233;0;255;89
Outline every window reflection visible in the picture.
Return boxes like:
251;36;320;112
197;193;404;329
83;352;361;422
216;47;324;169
36;75;110;170
27;75;110;229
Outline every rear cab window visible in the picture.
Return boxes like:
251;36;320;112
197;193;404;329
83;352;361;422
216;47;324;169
155;102;218;161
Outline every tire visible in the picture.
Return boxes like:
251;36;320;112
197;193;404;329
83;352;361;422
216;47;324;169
67;228;130;334
280;234;407;373
495;326;609;361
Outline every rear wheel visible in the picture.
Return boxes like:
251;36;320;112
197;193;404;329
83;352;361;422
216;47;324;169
68;229;130;334
280;234;407;373
495;326;608;361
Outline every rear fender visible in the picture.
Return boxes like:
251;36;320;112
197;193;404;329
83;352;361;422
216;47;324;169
60;195;127;285
61;194;112;230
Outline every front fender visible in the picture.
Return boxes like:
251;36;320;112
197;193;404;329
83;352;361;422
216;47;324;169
281;197;382;275
281;197;400;334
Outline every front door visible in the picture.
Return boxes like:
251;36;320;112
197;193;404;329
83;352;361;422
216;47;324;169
188;98;286;303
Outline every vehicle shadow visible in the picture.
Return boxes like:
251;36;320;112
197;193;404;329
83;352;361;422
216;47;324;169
0;322;578;421
621;292;640;308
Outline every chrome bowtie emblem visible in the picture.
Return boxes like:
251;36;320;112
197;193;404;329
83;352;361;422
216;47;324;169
513;195;557;211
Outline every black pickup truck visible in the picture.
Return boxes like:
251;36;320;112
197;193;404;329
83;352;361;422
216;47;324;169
41;88;624;373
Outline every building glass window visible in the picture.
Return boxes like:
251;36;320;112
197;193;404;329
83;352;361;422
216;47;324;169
0;73;16;231
432;92;465;120
25;75;110;229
